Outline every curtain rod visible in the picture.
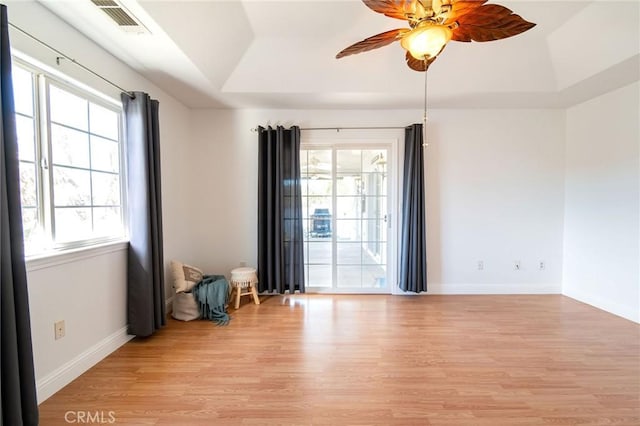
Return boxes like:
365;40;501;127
250;126;405;133
9;22;135;99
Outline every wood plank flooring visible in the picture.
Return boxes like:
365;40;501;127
39;295;640;425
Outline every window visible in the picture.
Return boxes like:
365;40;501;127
12;60;125;256
301;144;393;293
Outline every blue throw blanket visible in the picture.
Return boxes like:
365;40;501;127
192;275;230;325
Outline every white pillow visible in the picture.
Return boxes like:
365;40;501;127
171;260;204;293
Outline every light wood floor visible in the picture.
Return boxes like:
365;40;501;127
39;295;640;425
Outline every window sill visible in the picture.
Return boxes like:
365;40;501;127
26;240;129;272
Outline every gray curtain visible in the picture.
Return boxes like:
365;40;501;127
257;126;305;294
121;92;165;337
0;5;39;424
399;123;427;293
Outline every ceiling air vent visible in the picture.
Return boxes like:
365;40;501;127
90;0;149;34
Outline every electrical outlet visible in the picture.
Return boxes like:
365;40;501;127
54;320;65;340
539;261;545;270
514;261;521;271
477;260;484;271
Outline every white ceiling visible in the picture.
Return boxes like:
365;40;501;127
38;0;640;109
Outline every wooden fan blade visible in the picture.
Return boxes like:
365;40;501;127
362;0;414;21
443;0;488;25
448;3;536;42
336;28;408;59
405;51;438;72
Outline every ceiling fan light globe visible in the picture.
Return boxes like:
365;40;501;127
401;23;452;61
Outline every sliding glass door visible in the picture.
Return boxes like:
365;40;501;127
301;144;392;293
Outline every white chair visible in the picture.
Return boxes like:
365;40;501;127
229;267;260;309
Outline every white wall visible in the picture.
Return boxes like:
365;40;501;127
563;82;640;323
26;246;128;402
185;109;408;277
188;108;566;294
427;109;565;293
5;1;194;402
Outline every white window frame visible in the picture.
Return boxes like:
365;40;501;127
13;55;127;258
301;137;400;294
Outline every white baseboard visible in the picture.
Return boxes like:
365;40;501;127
36;326;133;404
563;288;640;323
422;282;561;295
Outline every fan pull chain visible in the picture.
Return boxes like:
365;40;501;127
423;60;429;147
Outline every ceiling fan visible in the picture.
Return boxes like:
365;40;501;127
336;0;536;71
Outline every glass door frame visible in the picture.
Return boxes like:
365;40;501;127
301;138;399;294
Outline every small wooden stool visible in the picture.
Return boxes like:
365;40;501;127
229;267;260;309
